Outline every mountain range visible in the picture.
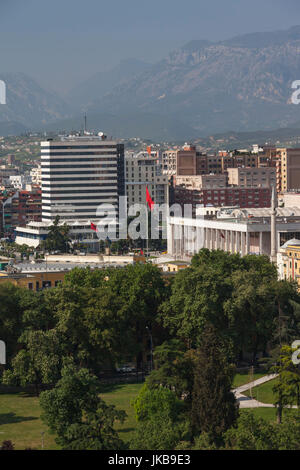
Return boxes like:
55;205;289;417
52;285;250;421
2;25;300;140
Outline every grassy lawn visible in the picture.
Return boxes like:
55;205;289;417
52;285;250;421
100;382;143;443
0;391;58;450
232;369;267;388
240;407;298;422
243;378;278;404
2;379;296;450
0;382;143;450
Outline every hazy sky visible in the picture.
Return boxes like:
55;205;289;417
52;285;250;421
1;0;300;94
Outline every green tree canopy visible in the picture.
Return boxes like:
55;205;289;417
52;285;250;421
40;366;127;450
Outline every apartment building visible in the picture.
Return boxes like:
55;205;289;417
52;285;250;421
30;165;42;186
227;167;276;188
126;152;169;208
175;174;227;190
276;148;300;192
0;190;42;237
162;149;177;176
173;186;271;211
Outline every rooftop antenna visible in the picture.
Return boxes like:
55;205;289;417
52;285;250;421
84;114;87;134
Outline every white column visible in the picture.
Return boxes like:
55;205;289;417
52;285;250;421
212;229;215;250
225;230;229;252
259;232;263;255
181;225;185;257
235;231;239;254
206;228;211;250
171;224;175;255
230;231;234;253
216;230;220;250
241;232;246;256
246;232;250;255
210;228;213;251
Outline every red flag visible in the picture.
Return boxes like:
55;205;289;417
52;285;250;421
91;222;97;232
146;186;154;211
140;249;144;255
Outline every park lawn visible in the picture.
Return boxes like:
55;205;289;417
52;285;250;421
0;391;58;450
243;378;278;404
240;407;298;422
100;382;143;443
0;382;143;450
1;382;298;450
244;378;300;408
232;370;267;388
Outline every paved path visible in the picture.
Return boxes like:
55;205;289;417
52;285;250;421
232;374;278;408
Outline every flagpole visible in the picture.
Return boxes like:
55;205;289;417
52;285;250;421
147;211;149;259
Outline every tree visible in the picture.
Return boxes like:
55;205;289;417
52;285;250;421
40;366;127;450
160;262;233;350
191;324;239;445
224;411;277;450
145;340;196;404
224;411;300;450
131;384;188;450
42;215;70;253
3;264;167;385
0;283;34;366
161;249;286;360
224;269;277;361
2;329;67;395
272;344;300;423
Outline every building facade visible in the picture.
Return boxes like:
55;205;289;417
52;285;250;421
227;167;276;188
276;148;300;192
167;207;300;259
125;152;169;208
41;135;125;222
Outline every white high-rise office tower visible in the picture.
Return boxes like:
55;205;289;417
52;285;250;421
41;134;125;223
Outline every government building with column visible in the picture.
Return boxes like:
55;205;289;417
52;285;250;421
167;206;300;259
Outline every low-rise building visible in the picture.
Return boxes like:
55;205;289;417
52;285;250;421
277;239;300;288
167;206;300;259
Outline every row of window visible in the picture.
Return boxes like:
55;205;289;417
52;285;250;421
28;280;62;291
42;188;117;194
41;164;117;169
42;182;118;187
41;157;118;162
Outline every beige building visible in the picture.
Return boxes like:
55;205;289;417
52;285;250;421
276;148;300;192
227;167;276;188
175;174;227;190
30;165;42;186
162;149;178;176
277;239;300;288
281;192;300;207
125;153;169;208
